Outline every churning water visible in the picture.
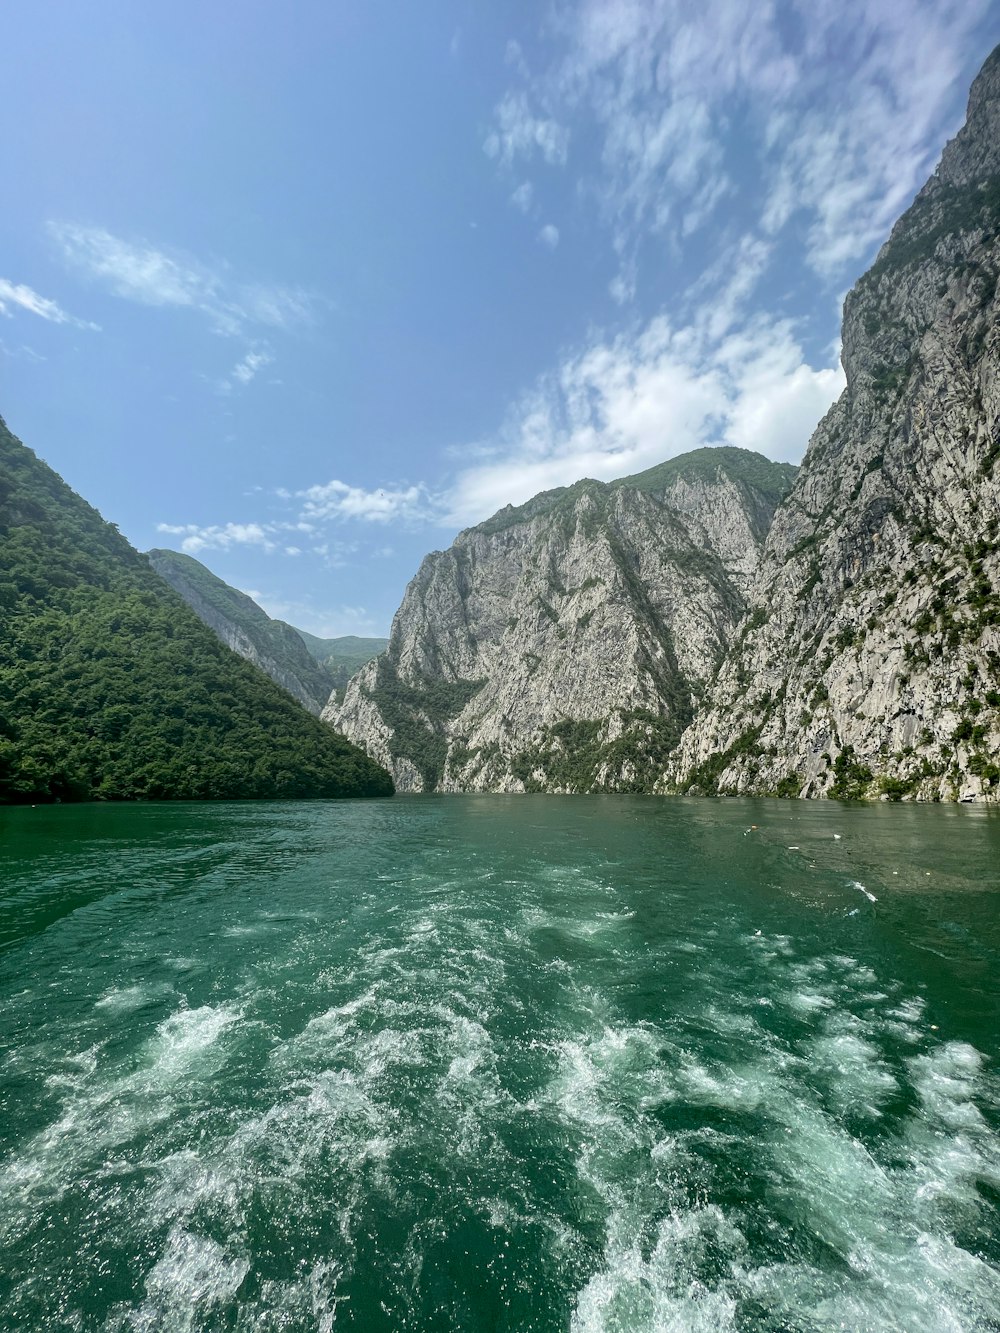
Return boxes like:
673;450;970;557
1;796;999;1331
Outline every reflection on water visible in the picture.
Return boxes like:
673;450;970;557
1;796;999;1330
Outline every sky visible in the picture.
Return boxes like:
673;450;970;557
2;2;998;638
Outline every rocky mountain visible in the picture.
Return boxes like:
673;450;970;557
672;43;1000;803
330;44;1000;804
326;449;795;792
148;548;336;714
0;418;393;802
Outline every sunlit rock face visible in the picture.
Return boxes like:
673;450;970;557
325;450;795;792
672;46;1000;803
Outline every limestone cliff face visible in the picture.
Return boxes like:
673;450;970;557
325;451;794;792
672;46;1000;802
148;549;333;715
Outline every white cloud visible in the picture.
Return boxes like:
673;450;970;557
510;181;534;213
47;222;315;335
297;479;437;525
233;350;272;384
49;224;206;308
156;520;279;555
0;277;99;330
538;223;560;249
687;235;772;342
443;309;844;526
224;347;274;391
484;91;569;167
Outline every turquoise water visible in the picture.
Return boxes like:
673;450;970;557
1;796;999;1331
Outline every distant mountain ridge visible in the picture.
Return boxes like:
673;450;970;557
147;549;334;714
293;630;390;692
0;419;393;802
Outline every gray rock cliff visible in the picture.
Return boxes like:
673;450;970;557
672;45;1000;802
325;451;795;791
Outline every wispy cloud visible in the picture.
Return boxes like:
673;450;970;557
510;181;534;213
538;223;560;249
217;347;274;393
0;277;99;330
486;0;994;283
157;478;436;562
233;349;272;384
156;520;281;555
484;90;569;167
47;222;316;335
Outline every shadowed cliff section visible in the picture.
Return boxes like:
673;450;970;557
0;418;393;802
148;548;337;715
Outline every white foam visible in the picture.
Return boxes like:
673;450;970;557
129;1228;249;1332
0;1003;242;1246
95;983;172;1014
785;989;834;1015
143;1005;240;1084
572;1206;743;1332
809;1032;899;1114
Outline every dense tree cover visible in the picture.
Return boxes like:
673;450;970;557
364;660;484;790
0;418;393;802
294;630;389;689
508;710;686;794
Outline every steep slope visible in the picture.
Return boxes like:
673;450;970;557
148;548;335;714
326;449;795;792
673;45;1000;803
0;417;393;802
294;630;389;691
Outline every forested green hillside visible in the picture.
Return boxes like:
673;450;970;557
294;630;388;689
0;417;393;802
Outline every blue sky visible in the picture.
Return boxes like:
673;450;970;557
2;1;998;637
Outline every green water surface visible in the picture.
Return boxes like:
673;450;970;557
1;796;999;1331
